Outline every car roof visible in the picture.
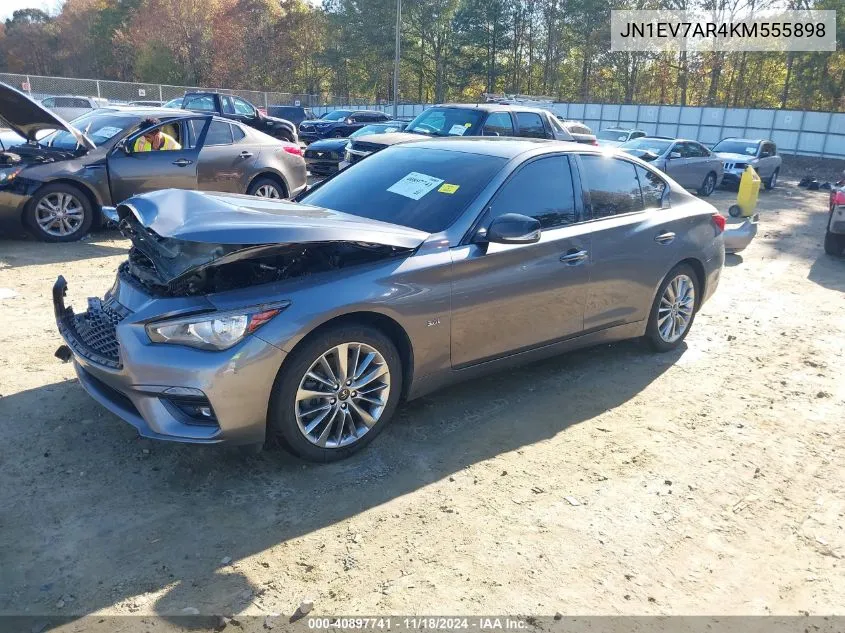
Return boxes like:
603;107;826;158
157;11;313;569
719;137;765;143
604;127;642;132
394;136;586;158
428;103;553;114
84;107;236;125
636;136;678;141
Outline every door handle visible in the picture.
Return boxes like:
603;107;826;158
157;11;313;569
172;158;193;167
655;231;676;244
239;151;254;159
560;249;589;265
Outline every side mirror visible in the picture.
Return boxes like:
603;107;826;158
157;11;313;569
484;213;542;245
669;151;682;159
345;118;354;124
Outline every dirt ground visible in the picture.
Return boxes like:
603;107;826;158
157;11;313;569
0;180;843;622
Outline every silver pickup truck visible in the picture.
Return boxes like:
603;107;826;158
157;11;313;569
713;138;782;190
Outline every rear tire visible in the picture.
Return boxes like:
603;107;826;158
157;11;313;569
267;324;403;462
25;183;94;242
247;176;287;199
645;264;700;352
764;168;779;190
697;172;717;197
824;211;845;256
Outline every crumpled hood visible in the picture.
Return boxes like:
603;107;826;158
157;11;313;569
0;81;95;149
716;152;756;162
114;189;430;248
352;131;429;148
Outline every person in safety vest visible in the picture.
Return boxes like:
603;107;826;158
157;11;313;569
132;118;181;152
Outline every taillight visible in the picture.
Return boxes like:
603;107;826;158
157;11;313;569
711;212;726;233
282;144;303;157
832;190;845;207
591;139;599;146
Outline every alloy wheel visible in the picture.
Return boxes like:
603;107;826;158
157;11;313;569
657;274;695;343
704;174;715;195
254;184;281;198
294;342;391;448
34;192;85;237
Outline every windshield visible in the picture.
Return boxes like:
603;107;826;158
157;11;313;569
163;98;183;108
406;108;484;137
40;112;132;150
300;146;506;233
598;130;629;141
321;110;352;121
712;140;759;156
350;123;404;138
620;138;672;155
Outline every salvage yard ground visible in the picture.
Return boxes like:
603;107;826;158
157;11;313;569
0;182;843;618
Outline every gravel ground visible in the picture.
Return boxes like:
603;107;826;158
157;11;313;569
0;180;843;622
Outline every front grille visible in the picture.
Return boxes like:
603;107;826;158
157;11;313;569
724;162;747;171
62;296;131;368
305;149;338;160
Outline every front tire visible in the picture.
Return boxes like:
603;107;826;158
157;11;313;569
268;324;403;462
764;168;779;190
645;264;700;352
824;210;845;256
25;183;94;242
697;172;717;197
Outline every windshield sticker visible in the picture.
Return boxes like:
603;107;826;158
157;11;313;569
464;122;472;127
93;126;124;139
448;124;468;136
438;183;460;194
388;172;445;200
745;146;756;155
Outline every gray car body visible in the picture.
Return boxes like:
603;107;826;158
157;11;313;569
40;95;109;121
0;95;306;232
714;138;781;186
55;138;724;447
621;137;724;191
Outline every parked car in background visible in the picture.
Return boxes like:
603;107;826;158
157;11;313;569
620;136;723;197
53;137;724;461
163;97;183;108
0;83;305;242
339;103;576;168
557;119;598;145
305;120;407;176
40;95;108;121
597;128;647;147
299;110;392;143
127;100;164;107
266;105;317;128
825;172;845;255
712;138;781;190
177;91;298;143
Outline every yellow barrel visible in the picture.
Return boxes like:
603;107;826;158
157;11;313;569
736;166;761;217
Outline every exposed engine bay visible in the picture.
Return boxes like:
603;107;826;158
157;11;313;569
0;143;80;166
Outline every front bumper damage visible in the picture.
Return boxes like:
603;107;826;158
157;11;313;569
53;275;286;445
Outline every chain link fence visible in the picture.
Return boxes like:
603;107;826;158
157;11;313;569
0;72;372;108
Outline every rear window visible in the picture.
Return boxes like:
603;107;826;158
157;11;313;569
300;147;506;233
406;108;485;137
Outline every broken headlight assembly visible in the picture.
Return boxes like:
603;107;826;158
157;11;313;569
145;304;288;351
0;166;24;185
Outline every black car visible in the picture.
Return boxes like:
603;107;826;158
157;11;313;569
0;83;306;242
299;109;391;143
179;91;298;143
266;105;317;128
304;121;407;176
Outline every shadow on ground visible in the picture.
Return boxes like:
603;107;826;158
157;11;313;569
0;339;684;622
0;230;127;270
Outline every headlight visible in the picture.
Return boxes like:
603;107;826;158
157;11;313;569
0;166;24;184
145;304;287;350
344;149;352;162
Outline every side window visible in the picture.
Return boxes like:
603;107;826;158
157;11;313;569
631;131;646;139
673;142;690;158
187;119;208;148
130;122;183;152
204;120;234;146
515;112;547;139
222;96;236;115
488;156;576;229
636;165;667;210
693;143;710;157
760;142;775;157
42;97;55;107
72;98;90;108
579;155;644;218
54;97;73;107
483;112;514;136
232;124;246;141
377;112;390;121
232;97;255;116
184;95;216;112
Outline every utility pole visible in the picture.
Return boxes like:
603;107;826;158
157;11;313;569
393;0;401;118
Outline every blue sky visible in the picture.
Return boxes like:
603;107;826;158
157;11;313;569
1;0;64;21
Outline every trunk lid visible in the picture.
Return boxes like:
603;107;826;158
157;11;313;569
0;82;95;149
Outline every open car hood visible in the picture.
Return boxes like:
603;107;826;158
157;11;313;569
110;189;430;289
0;82;95;149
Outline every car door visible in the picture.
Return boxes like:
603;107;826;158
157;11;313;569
575;154;681;330
450;155;591;367
663;141;698;189
757;142;776;179
107;118;200;204
195;120;257;193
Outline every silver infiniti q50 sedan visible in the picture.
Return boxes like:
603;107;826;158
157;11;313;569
54;138;725;462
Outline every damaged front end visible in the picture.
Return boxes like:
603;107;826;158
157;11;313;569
110;189;429;297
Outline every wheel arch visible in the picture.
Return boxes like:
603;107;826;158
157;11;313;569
278;310;415;400
676;257;707;310
247;170;289;198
